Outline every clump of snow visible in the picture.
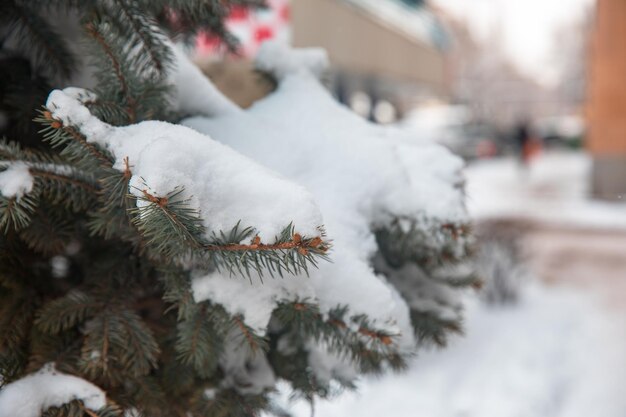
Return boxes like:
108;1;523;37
183;43;466;345
0;363;106;417
220;329;276;395
46;89;324;242
192;272;316;334
0;162;34;199
375;256;463;323
255;41;329;80
50;256;70;279
203;388;217;400
306;340;358;385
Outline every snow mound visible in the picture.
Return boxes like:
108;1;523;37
184;43;466;343
0;162;34;199
255;41;329;80
46;88;324;241
280;285;626;417
0;364;106;417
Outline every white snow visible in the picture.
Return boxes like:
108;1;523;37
184;42;467;343
192;271;316;334
465;151;626;229
0;363;106;417
276;284;626;417
170;46;242;118
255;41;329;80
0;162;34;199
46;88;324;242
50;255;70;278
220;329;276;395
306;340;358;385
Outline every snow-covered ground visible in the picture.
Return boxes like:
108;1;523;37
282;286;626;417
278;151;626;417
465;151;626;229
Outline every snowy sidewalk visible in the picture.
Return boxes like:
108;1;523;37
466;151;626;305
285;286;626;417
465;151;626;230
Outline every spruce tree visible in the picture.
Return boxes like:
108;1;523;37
0;2;477;416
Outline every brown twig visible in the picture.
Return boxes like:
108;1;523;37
292;303;395;346
142;189;168;207
204;233;327;253
43;110;113;165
123;156;132;180
233;316;258;352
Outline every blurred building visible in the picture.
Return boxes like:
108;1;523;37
587;0;626;199
194;0;450;123
291;0;451;122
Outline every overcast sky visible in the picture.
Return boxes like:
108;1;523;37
431;0;595;85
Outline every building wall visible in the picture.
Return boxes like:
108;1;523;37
290;0;447;96
587;0;626;198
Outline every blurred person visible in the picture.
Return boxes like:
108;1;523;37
514;119;541;167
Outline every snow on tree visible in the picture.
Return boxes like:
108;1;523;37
0;2;477;416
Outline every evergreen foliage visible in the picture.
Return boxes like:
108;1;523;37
0;1;477;416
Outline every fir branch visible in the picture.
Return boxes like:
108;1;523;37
40;400;123;417
0;193;39;232
82;14;172;124
78;305;161;382
107;0;173;79
158;268;194;321
37;109;114;167
1;0;76;80
273;301;405;375
129;186;205;260
131;187;329;278
84;20;137;123
30;168;98;194
121;375;170;416
80;313;113;380
204;223;329;278
375;215;473;270
410;310;462;347
230;315;267;353
191;388;269;417
276;302;398;349
87;162;137;241
0;139;100;212
18;209;74;256
83;98;129;124
175;303;223;378
114;308;160;377
0;291;35;355
35;290;100;335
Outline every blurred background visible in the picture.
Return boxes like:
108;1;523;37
192;1;626;416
